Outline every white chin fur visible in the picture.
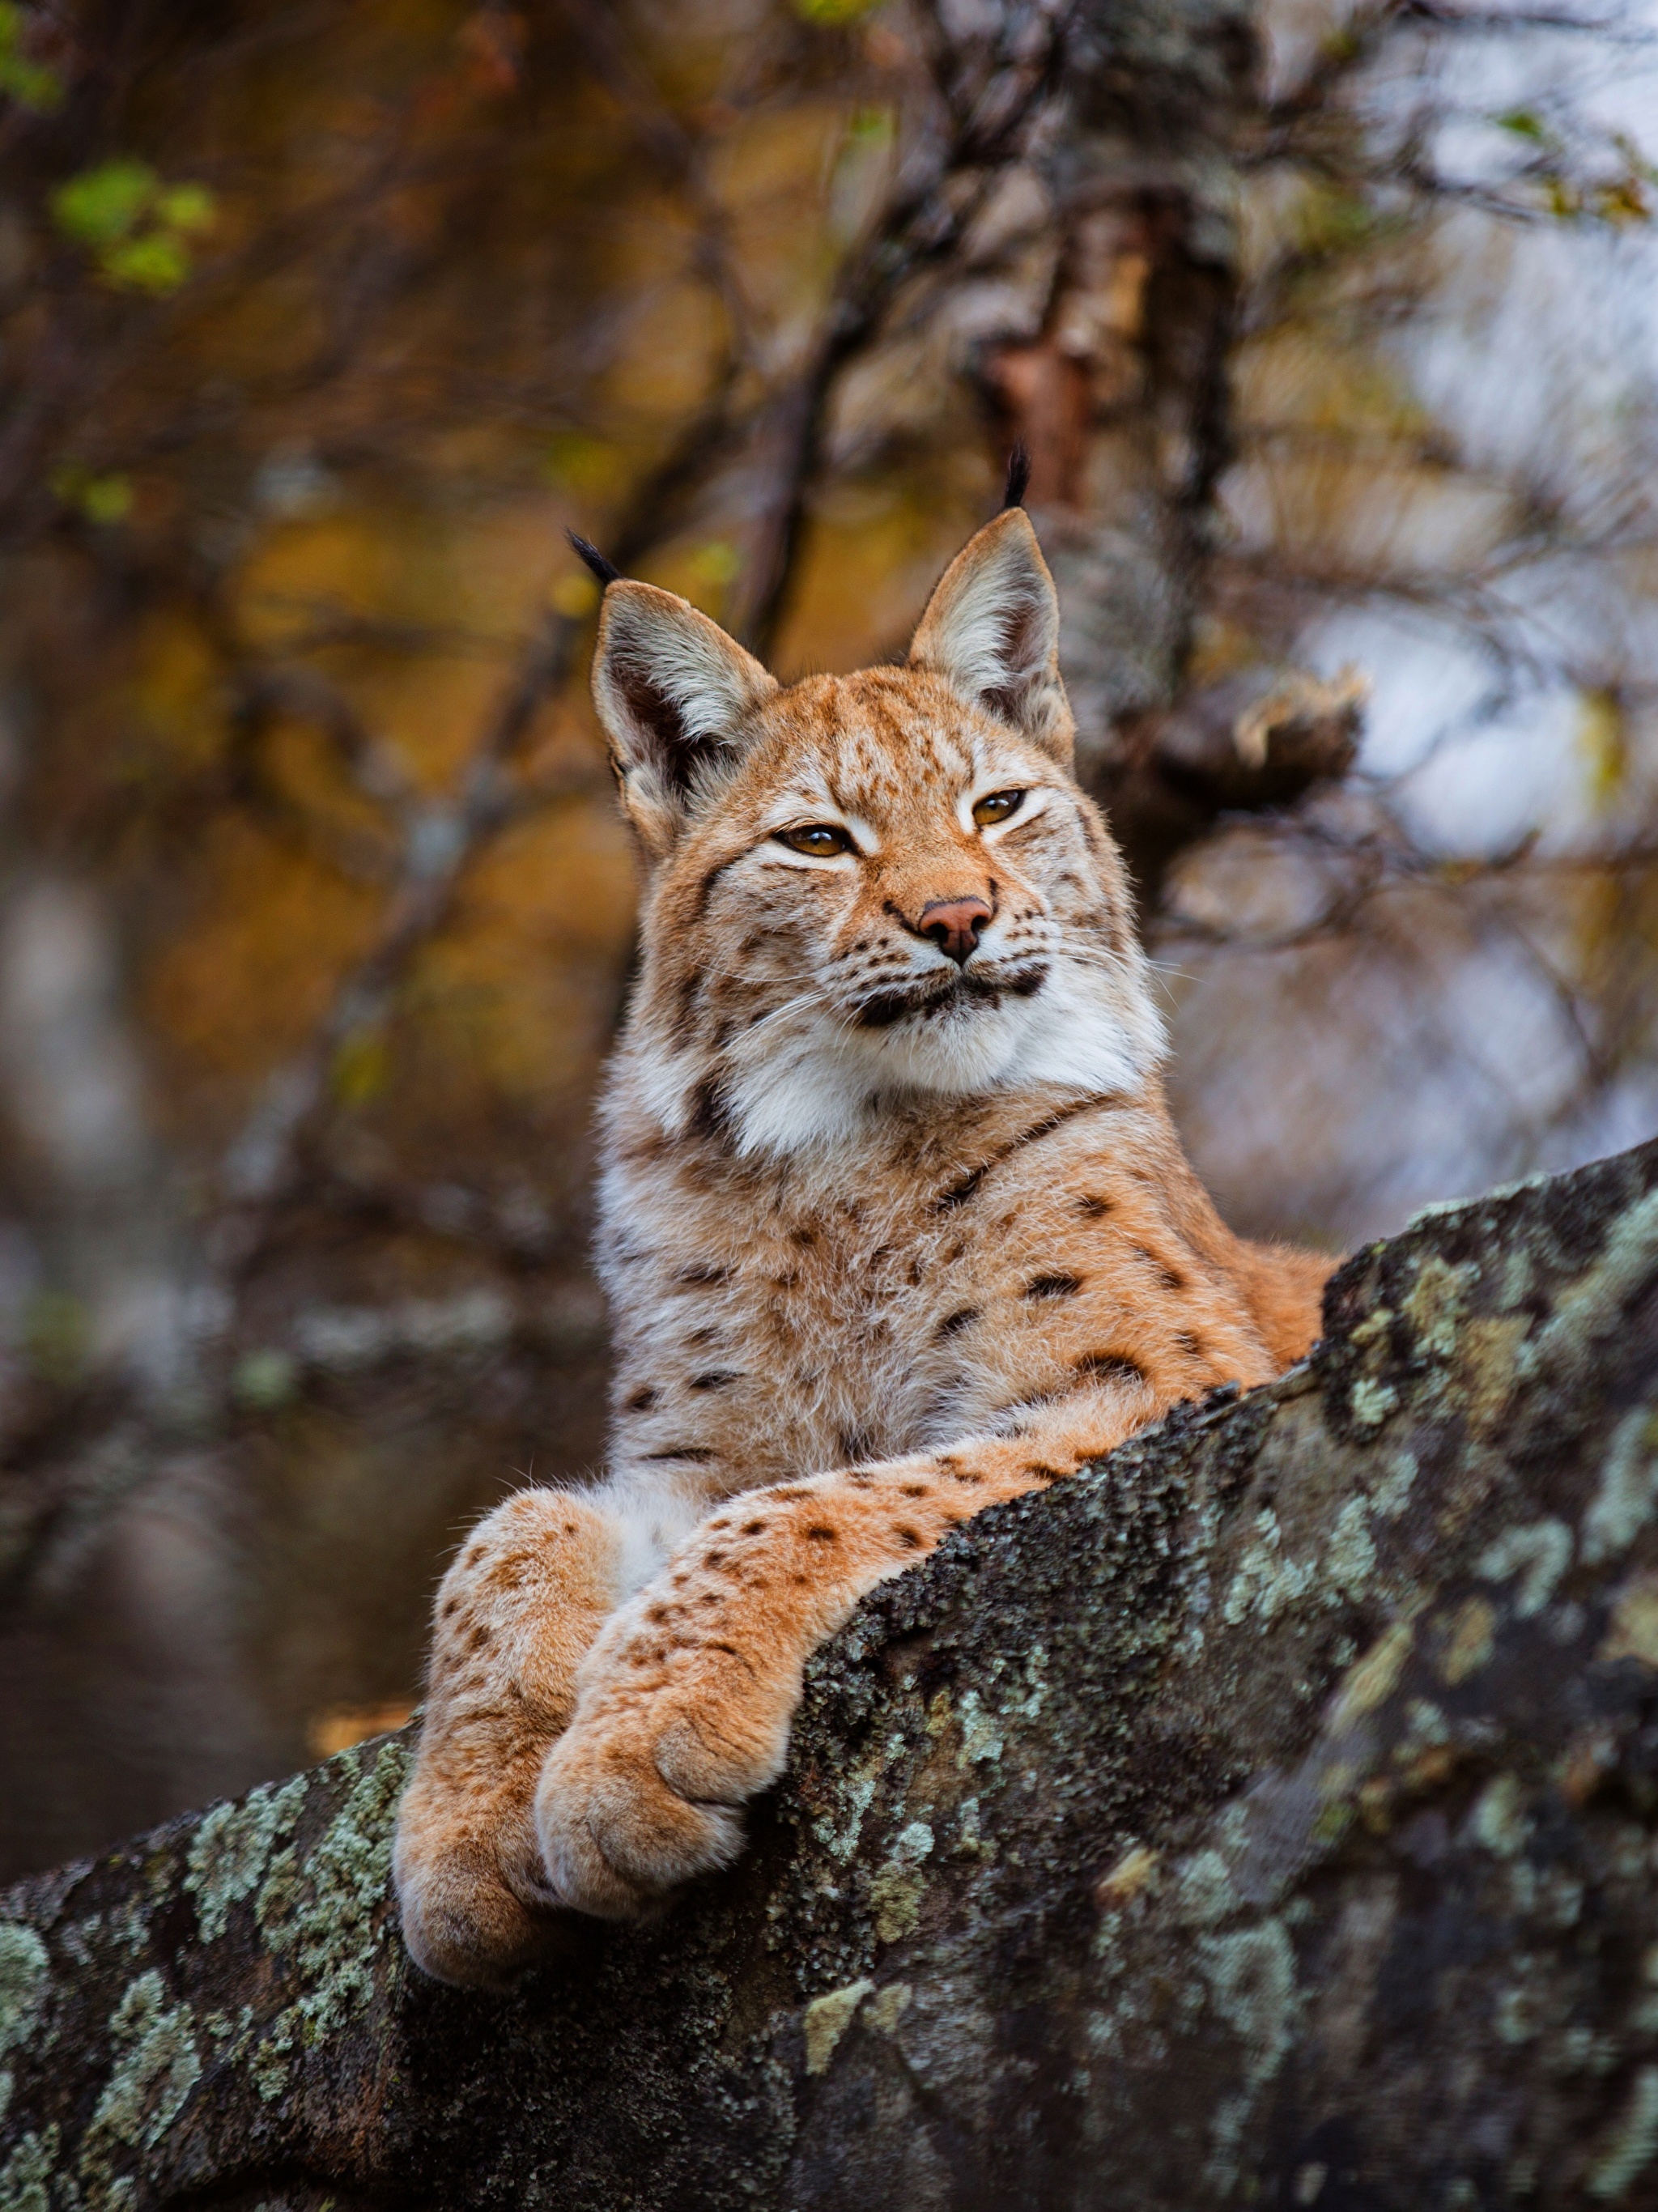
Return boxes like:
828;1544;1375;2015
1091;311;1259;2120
721;958;1166;1157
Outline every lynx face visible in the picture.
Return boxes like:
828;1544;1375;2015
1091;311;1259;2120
589;508;1165;1154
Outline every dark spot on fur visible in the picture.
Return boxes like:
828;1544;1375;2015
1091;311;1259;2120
936;1305;980;1340
1133;1243;1185;1291
1175;1330;1202;1357
678;1261;733;1287
839;1427;874;1464
1075;1351;1146;1385
691;1368;741;1391
791;1227;817;1247
641;1445;717;1462
690;853;738;922
1078;1194;1112;1219
938;1163;987;1209
806;1525;839;1542
1024;1462;1069;1483
894;1525;922;1549
741;1518;767;1535
704;1550;726;1568
625;1385;658;1413
935;1095;1116;1210
901;1483;930;1498
689;1078;729;1141
1025;1273;1082;1299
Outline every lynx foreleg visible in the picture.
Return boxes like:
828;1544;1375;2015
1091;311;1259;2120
537;1376;1156;1920
393;1487;622;1989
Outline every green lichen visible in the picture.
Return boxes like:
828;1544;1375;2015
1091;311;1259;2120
863;1981;912;2035
1333;1620;1414;1725
803;1979;874;2075
1477;1517;1572;1616
0;2125;56;2212
1582;1408;1658;1568
955;1689;1004;1766
1324;1497;1376;1601
249;1740;406;2102
1348;1378;1400;1431
1197;1919;1299;2189
1369;1449;1418;1519
869;1821;933;1943
185;1772;309;1942
1468;1774;1531;1859
1588;2064;1658;2198
0;1925;48;2068
811;1744;886;1863
1173;1851;1238;1929
1528;1187;1658;1393
1438;1597;1496;1685
83;1971;201;2161
1222;1509;1316;1627
1402;1257;1479;1358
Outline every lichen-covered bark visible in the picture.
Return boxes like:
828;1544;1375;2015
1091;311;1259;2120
6;1138;1658;2210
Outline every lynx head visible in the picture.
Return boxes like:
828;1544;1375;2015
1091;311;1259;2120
588;505;1165;1155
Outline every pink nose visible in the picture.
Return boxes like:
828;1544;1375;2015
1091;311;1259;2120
916;896;992;967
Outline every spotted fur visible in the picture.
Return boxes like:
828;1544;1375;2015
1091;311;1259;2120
393;507;1337;1985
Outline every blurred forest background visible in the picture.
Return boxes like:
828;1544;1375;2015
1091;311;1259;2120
0;0;1655;1880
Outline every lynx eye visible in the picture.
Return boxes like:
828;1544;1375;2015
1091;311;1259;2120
972;789;1026;827
775;823;854;858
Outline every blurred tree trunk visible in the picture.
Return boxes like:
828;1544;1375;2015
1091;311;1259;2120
5;1136;1658;2209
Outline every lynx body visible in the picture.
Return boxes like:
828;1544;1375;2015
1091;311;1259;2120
393;501;1334;1986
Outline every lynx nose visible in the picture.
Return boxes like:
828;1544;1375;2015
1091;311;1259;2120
917;896;992;967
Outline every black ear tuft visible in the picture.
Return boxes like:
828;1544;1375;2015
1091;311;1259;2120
1001;442;1031;512
568;530;623;587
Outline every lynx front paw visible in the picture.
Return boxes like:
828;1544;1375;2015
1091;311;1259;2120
394;1788;576;1991
534;1648;795;1920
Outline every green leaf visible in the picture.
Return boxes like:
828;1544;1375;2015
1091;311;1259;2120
50;464;134;525
793;0;882;22
1494;108;1547;142
100;231;192;294
0;2;62;113
155;181;216;235
53;160;158;245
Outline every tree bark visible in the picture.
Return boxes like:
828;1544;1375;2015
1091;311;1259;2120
6;1136;1658;2210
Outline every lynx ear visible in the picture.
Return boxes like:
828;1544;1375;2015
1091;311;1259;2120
592;582;779;854
908;508;1072;766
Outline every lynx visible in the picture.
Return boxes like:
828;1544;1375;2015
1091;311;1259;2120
393;487;1336;1988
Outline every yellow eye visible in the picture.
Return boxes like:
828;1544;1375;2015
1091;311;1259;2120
775;823;854;858
972;789;1025;827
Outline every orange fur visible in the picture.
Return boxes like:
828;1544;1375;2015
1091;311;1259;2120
394;507;1338;1981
